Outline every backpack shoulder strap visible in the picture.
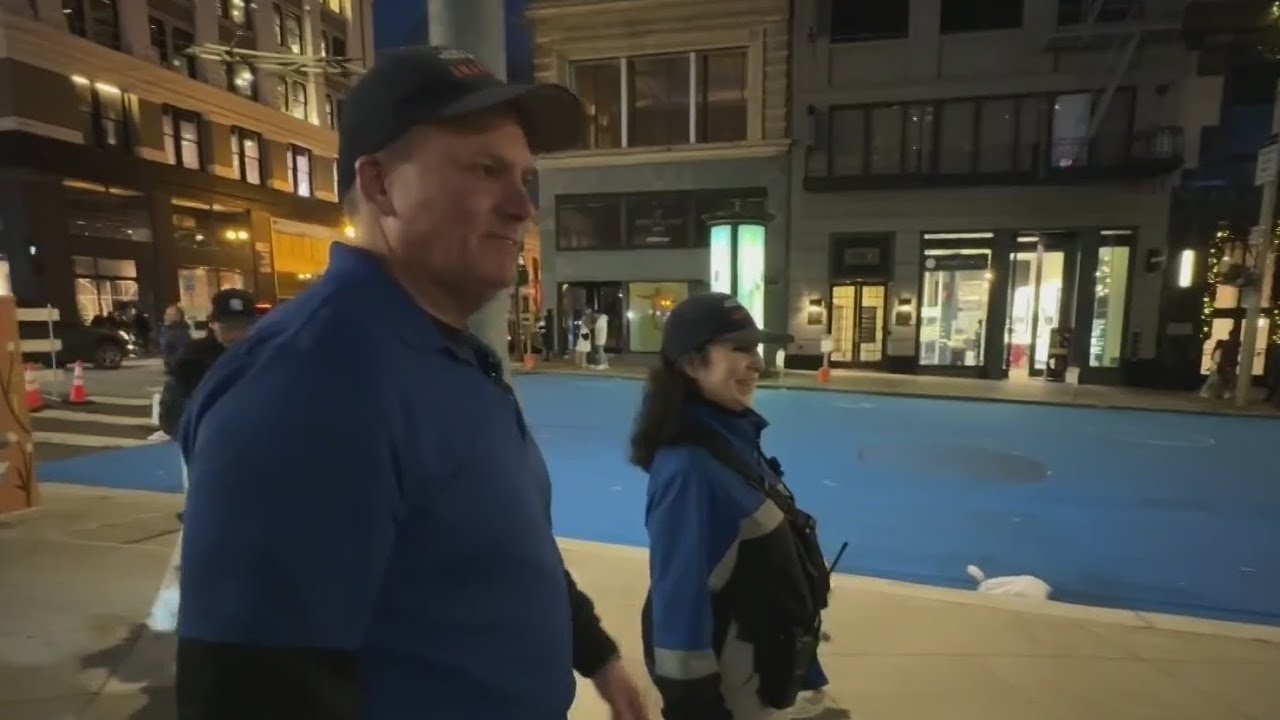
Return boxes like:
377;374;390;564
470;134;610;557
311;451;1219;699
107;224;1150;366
671;423;769;495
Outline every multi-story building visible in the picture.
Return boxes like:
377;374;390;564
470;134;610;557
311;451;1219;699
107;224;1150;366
527;0;791;357
788;0;1224;386
0;0;372;333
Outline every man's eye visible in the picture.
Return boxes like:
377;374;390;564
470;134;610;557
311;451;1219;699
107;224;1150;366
732;345;755;354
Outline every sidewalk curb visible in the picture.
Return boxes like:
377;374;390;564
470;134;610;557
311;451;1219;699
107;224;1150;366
558;538;1280;643
514;368;1280;420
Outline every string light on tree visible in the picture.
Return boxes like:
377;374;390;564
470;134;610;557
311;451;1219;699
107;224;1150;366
1201;225;1229;339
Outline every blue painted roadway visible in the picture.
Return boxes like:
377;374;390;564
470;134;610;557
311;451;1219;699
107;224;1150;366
39;374;1280;626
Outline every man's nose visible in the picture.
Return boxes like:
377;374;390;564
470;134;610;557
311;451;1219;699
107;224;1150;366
500;179;536;222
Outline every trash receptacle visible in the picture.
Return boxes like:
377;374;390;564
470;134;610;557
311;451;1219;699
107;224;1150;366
1045;327;1070;382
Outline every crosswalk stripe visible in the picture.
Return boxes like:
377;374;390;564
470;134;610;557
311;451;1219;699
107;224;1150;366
33;431;157;448
36;409;156;427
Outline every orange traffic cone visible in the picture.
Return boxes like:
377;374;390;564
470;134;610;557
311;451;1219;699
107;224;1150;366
816;366;831;384
68;361;89;404
523;353;536;370
24;364;43;413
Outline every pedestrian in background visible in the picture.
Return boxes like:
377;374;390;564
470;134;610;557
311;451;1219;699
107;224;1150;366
158;304;192;371
173;45;647;720
629;292;841;720
157;289;256;438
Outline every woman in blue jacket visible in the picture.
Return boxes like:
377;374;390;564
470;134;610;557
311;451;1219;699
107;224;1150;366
629;292;841;720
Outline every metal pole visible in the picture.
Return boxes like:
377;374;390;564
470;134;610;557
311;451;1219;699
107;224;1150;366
428;0;514;381
1238;183;1274;405
1237;80;1280;405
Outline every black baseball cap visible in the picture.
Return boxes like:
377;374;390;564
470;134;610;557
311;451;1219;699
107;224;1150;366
661;293;793;362
337;45;585;196
209;288;257;323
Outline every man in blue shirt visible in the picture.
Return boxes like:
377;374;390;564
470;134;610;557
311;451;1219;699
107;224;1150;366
174;45;647;720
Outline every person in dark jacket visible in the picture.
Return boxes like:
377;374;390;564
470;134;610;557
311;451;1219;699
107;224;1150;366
157;289;256;437
158;304;193;371
630;292;841;720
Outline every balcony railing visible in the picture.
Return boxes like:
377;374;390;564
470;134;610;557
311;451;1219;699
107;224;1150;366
803;125;1184;192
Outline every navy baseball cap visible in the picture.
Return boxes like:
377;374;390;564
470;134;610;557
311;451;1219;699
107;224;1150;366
660;293;793;362
209;288;256;323
337;45;585;196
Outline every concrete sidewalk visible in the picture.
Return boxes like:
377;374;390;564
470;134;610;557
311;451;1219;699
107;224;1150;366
2;485;1278;719
519;357;1280;417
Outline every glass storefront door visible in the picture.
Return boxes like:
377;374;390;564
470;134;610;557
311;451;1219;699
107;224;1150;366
1006;246;1066;376
918;250;991;368
830;283;886;365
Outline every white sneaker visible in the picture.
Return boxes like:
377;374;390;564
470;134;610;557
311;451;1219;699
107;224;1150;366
787;690;851;719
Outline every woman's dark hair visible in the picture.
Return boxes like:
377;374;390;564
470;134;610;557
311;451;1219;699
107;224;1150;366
629;351;706;471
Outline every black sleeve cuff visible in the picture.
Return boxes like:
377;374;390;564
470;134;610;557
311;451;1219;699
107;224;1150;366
654;676;733;720
564;570;620;677
175;638;361;720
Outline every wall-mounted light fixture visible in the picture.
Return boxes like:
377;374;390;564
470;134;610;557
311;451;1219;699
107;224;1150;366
1177;248;1196;288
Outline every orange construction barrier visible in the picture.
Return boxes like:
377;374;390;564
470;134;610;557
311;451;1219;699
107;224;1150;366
23;364;43;412
67;361;89;404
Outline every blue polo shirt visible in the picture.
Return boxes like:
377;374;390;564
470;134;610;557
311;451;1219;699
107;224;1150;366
176;242;575;719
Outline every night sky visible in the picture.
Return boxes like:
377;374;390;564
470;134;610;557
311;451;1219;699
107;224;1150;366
372;0;534;82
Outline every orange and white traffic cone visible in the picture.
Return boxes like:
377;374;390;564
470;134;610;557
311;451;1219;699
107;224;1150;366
523;353;536;370
23;364;43;413
67;361;89;404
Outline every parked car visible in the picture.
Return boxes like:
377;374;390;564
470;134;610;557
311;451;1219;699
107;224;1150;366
20;322;138;370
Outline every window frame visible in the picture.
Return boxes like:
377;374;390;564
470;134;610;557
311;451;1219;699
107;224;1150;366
567;47;750;151
229;127;263;185
288;145;313;197
554;188;766;251
824;87;1138;179
831;1;911;43
288;78;309;121
939;0;1025;34
283;9;304;54
162;105;204;171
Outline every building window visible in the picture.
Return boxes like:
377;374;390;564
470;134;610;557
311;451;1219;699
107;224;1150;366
918;248;992;367
324;94;336;129
938;100;977;173
320;30;329;56
288;79;309;120
1049;90;1138;169
73;256;139;323
625;194;692;248
1090;244;1132;368
272;3;284;46
556;195;623;250
73;77;133;151
940;0;1023;33
222;0;252;28
162;106;203;170
171;198;251;251
832;1;910;42
283;10;304;54
331;35;347;57
904;103;937;174
64;0;120;50
287;145;313;197
570;48;748;150
226;62;257;99
628;54;690;147
63;180;153;243
170;26;197;78
869;105;904;175
230;127;262;185
149;17;168;64
325;0;342;13
830;108;867;175
977;97;1017;173
572;61;623;150
697;50;747;143
627;282;692;353
178;267;247;325
1058;0;1136;25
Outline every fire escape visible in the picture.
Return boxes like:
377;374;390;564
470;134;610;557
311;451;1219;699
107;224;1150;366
1045;0;1188;172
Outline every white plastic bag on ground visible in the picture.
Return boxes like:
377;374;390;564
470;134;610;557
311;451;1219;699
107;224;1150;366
147;531;182;632
966;564;1051;600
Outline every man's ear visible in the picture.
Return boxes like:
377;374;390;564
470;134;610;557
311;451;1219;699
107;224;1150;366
355;157;395;217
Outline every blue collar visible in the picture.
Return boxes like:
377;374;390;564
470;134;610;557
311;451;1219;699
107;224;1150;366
326;242;449;353
686;399;768;447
